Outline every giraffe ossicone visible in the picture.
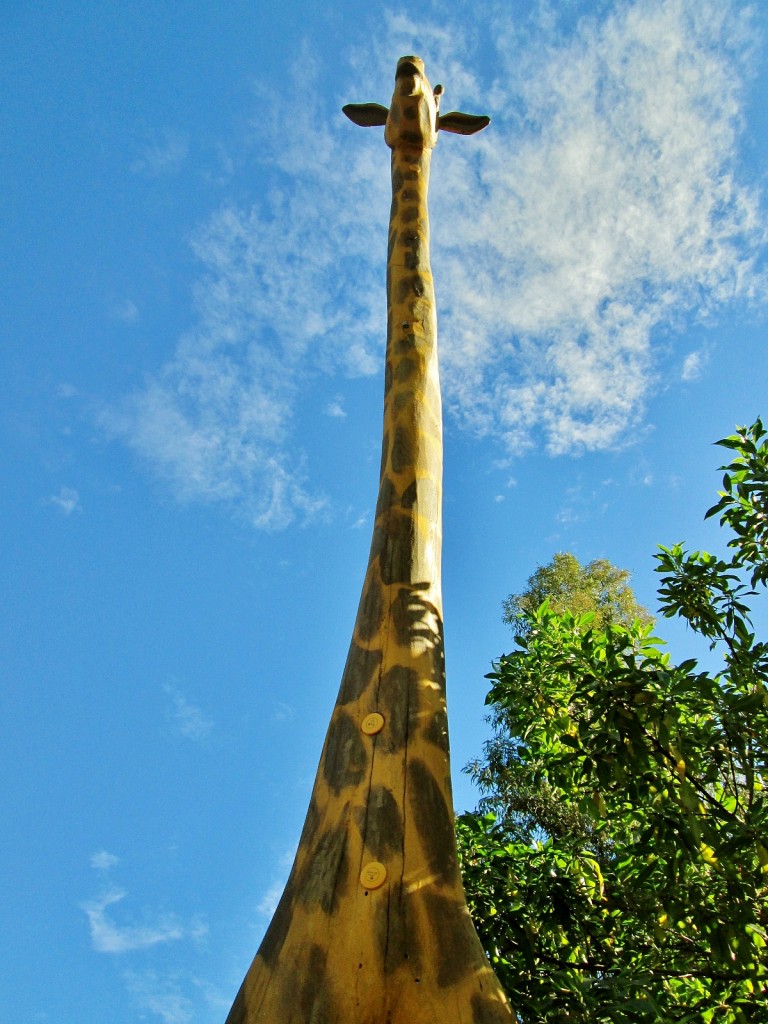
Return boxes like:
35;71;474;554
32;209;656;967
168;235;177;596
224;56;511;1024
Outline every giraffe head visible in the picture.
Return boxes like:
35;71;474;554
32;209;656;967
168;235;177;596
343;55;490;152
384;56;441;151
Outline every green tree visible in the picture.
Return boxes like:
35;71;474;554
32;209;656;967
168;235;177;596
502;552;652;636
459;419;768;1024
474;553;652;855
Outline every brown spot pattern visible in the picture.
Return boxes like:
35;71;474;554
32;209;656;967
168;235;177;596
391;425;414;473
299;944;333;1019
225;85;513;1023
257;876;296;967
337;643;383;705
297;822;350;915
422;890;475;987
396;273;425;301
375;474;396;519
363;784;403;859
323;712;367;794
357;575;384;641
409;759;458;883
379;431;390;482
378;665;419;749
396;356;417;382
400;480;417;508
377;513;414;586
422;704;449;752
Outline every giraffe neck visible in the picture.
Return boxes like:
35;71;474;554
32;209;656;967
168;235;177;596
225;128;511;1024
375;145;442;611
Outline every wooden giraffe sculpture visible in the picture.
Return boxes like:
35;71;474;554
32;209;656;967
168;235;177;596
225;56;513;1024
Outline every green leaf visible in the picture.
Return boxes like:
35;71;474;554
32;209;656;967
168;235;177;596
461;423;768;1023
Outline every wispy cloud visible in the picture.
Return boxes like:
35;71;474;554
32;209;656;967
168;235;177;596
125;971;193;1024
132;131;189;177
556;481;611;526
47;486;81;515
682;348;709;381
82;888;207;954
164;684;213;740
125;970;229;1024
90;849;120;871
110;298;139;323
324;396;347;419
101;49;379;529
271;700;294;723
106;0;766;525
431;0;765;453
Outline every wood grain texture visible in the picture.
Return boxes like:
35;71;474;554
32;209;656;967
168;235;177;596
224;56;512;1024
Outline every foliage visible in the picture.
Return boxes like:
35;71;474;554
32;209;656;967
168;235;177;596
459;419;768;1023
502;552;652;637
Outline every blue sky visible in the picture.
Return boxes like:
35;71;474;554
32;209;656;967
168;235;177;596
2;1;767;1021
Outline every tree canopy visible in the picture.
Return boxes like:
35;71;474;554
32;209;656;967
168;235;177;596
458;419;768;1024
502;552;652;636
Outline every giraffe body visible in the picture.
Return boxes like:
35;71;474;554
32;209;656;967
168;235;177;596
225;57;512;1024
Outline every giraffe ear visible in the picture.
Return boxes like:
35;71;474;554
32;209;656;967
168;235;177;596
343;103;389;127
438;111;490;135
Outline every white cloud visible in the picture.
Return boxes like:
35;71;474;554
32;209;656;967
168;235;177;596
111;299;139;323
82;888;207;954
107;0;766;524
91;849;120;871
47;486;81;515
682;348;709;380
125;971;193;1024
164;684;213;741
271;701;294;723
325;396;347;418
132;132;189;177
432;0;765;454
125;970;231;1024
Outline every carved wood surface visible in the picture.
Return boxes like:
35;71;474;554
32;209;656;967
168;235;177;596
224;57;512;1024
